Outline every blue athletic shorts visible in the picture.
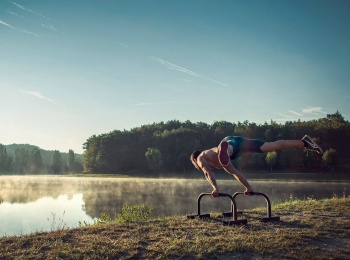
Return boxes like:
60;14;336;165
221;136;265;160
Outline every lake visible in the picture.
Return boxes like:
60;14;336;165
0;175;348;237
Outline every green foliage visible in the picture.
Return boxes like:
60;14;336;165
94;212;114;225
13;148;29;174
117;204;152;223
67;149;76;173
322;148;338;172
50;150;62;174
1;144;83;175
29;148;44;173
145;148;162;172
79;111;349;174
0;144;8;173
266;151;277;172
90;204;153;226
3;145;44;174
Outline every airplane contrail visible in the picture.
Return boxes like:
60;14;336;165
149;56;231;88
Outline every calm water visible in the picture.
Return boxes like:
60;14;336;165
0;175;348;236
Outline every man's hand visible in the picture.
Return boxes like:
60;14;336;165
211;189;219;197
244;188;254;196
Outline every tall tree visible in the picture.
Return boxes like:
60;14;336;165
145;148;162;173
83;135;100;173
13;148;29;174
50;150;62;174
67;149;75;173
0;144;8;173
29;148;44;173
322;149;338;173
266;151;277;173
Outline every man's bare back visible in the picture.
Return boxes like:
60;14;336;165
197;148;223;170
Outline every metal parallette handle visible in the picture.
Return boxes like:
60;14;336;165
196;192;239;220
232;191;280;222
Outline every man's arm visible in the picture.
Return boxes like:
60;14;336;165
223;163;253;194
197;157;220;197
202;168;219;197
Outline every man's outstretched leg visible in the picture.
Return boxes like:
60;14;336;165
260;136;323;154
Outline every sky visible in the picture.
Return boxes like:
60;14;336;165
1;0;349;154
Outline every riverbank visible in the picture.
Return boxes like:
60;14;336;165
0;197;349;259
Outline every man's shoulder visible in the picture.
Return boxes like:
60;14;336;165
198;149;211;160
199;148;220;169
202;147;217;154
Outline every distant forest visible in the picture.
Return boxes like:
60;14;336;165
1;112;348;176
83;111;349;175
0;144;83;174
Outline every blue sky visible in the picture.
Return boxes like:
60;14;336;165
1;0;349;154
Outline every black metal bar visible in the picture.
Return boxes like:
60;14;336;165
232;191;279;222
197;193;210;216
197;192;238;221
187;192;249;225
233;192;272;217
218;193;238;221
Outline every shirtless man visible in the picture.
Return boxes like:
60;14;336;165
190;135;322;197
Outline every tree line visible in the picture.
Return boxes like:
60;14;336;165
0;144;83;174
83;111;349;175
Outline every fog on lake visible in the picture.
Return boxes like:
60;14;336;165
0;175;348;236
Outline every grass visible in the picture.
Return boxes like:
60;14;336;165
0;196;349;259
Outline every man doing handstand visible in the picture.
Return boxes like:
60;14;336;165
190;135;322;197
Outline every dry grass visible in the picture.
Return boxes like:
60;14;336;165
0;197;349;259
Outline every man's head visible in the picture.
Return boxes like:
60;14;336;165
190;150;201;170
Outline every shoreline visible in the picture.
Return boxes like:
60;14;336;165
0;197;349;259
1;172;350;183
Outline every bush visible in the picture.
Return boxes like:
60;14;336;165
117;204;152;223
85;204;153;227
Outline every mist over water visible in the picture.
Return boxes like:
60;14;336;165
0;176;348;236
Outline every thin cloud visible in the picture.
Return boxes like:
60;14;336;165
181;79;195;83
20;89;58;104
277;113;293;118
131;102;154;106
8;0;49;19
0;19;15;29
149;56;231;88
274;116;322;122
275;108;324;122
7;10;25;19
149;56;199;76
288;110;303;116
6;1;52;37
20;29;39;37
1;19;39;37
131;101;175;107
41;24;57;31
117;42;128;48
302;106;326;115
8;1;34;13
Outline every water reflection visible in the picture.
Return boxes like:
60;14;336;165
0;176;348;236
0;193;93;236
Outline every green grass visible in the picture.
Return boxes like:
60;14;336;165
0;196;349;259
